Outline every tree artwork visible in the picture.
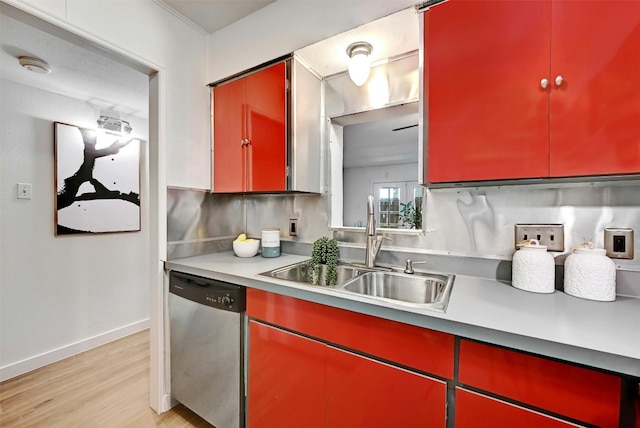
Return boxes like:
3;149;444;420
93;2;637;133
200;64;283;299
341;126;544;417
54;122;141;235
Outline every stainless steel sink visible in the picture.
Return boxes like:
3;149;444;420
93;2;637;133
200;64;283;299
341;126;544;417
262;261;369;286
260;261;455;312
342;271;453;307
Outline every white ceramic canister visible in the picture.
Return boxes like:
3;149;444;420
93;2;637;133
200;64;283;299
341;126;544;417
261;228;281;258
564;246;616;301
512;240;555;293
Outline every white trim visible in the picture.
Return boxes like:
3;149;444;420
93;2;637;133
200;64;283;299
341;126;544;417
0;319;150;382
149;70;168;413
152;0;209;36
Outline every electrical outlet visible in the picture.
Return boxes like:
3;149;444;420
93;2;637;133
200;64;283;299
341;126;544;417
604;228;634;259
514;224;564;252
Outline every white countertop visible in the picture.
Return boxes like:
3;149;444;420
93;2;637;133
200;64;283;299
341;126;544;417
165;251;640;377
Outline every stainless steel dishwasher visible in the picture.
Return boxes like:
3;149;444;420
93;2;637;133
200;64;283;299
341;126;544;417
169;271;246;428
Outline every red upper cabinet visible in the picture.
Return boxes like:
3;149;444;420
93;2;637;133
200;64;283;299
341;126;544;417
425;0;640;184
549;1;640;177
213;61;287;192
213;77;246;192
425;0;551;183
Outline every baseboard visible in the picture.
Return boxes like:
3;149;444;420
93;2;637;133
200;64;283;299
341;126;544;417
0;318;150;382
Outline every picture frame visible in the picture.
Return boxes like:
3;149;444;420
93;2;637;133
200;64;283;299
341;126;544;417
54;122;141;235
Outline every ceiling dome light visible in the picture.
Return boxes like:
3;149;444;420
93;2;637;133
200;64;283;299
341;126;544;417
97;115;132;134
18;56;52;74
346;42;373;87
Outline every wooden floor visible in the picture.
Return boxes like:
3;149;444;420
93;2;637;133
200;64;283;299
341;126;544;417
0;329;213;427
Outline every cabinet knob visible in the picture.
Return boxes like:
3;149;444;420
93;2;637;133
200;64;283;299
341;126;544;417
240;139;248;146
540;78;549;89
555;75;564;87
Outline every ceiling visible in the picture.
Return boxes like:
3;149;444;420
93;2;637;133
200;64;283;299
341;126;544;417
295;6;418;78
1;1;418;133
0;5;149;120
161;0;276;33
158;0;419;77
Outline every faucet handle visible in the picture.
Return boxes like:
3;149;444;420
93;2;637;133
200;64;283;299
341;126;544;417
404;259;425;274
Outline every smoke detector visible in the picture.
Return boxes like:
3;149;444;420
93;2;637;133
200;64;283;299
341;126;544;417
19;56;52;74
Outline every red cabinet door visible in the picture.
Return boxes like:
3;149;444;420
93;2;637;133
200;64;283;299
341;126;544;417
455;388;580;428
247;321;325;428
425;0;551;183
549;1;640;177
213;62;287;192
213;77;246;192
245;62;287;191
326;346;447;428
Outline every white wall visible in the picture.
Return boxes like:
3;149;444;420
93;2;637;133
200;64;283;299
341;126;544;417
0;79;150;379
207;0;418;82
6;0;210;189
2;0;208;411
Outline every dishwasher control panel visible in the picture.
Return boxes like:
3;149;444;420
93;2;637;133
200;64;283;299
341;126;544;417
169;271;246;313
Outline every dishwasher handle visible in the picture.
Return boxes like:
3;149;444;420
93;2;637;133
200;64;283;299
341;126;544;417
169;271;246;312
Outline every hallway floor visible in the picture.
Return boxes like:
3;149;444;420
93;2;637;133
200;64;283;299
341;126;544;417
0;330;212;427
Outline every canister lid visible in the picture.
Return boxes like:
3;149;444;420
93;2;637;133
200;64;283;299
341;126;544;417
517;239;547;250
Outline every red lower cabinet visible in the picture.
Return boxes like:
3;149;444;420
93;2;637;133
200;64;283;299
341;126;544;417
248;319;447;428
326;347;447;428
246;291;634;427
458;339;621;427
455;388;580;428
248;321;325;428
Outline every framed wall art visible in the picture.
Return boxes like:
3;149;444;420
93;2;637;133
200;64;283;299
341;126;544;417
54;122;141;235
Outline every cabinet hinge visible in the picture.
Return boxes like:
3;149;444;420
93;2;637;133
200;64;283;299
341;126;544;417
286;166;291;177
286;79;290;92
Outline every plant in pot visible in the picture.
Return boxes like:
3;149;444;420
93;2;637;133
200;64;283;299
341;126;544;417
399;200;422;230
308;237;339;286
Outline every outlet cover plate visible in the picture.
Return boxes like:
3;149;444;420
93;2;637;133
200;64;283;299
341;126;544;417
514;224;564;252
604;228;634;259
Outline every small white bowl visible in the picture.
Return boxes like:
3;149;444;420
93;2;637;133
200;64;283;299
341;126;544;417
233;240;260;258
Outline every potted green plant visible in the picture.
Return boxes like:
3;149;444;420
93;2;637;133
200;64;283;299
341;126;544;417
308;237;339;286
399;200;422;230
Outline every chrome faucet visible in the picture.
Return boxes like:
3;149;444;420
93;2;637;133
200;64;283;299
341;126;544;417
365;195;391;268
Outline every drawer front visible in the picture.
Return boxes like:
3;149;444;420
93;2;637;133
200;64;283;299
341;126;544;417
455;387;582;428
247;288;454;379
458;339;621;427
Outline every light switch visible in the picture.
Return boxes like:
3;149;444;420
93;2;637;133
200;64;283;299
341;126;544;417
17;183;32;199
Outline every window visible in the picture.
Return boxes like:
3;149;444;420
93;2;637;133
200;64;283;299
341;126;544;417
373;182;423;229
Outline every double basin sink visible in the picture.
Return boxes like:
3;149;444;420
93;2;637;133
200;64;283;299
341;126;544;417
260;261;455;312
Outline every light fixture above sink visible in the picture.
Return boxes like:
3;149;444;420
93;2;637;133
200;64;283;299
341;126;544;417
346;41;373;86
